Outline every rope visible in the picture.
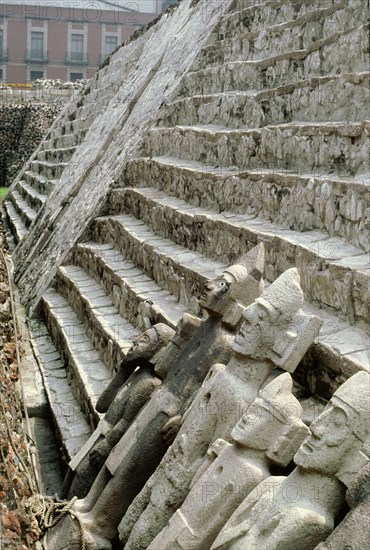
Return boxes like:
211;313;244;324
27;494;87;550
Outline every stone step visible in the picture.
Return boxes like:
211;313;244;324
8;189;38;227
59;119;90;140
179;24;368;96
43;132;84;150
29;159;68;180
37;145;77;163
28;319;92;463
219;0;346;38
16;180;47;212
55;264;138;373
162;73;369;128
23;170;55;196
143;121;369;177
2;199;28;244
41;289;112;427
123;156;369;252
194;17;367;70
91;213;228;306
295;304;369;400
109;186;369;332
73;242;186;330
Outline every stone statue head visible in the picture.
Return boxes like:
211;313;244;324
294;371;370;486
199;243;265;324
232;268;322;371
231;373;309;467
125;323;175;363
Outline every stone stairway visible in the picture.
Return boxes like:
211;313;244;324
4;0;369;475
103;0;368;393
1;44;139;248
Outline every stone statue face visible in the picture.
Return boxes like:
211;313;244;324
125;328;160;361
231;397;284;450
294;403;353;475
231;300;276;358
199;272;234;314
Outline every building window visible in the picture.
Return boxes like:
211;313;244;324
30;69;44;80
70;72;83;81
31;31;44;59
71;33;84;62
0;29;3;59
104;35;118;56
0;68;3;81
163;0;176;10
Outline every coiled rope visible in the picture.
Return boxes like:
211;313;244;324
27;494;87;550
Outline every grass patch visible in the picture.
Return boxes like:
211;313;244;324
0;187;9;200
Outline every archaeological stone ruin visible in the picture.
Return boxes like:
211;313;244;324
1;0;369;548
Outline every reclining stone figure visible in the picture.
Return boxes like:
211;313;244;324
119;267;322;549
211;370;370;550
61;322;175;499
43;244;265;549
147;372;310;550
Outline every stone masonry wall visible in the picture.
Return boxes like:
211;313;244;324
0;103;60;187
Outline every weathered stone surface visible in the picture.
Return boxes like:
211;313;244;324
2;0;369;545
315;462;370;550
62;323;175;500
42;251;265;549
148;373;309;550
211;371;370;550
119;269;322;549
11;0;236;313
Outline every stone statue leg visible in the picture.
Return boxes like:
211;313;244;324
121;452;193;549
67;368;162;499
118;483;152;545
67;444;103;499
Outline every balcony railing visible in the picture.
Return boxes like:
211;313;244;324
0;47;8;62
65;52;89;65
25;49;48;63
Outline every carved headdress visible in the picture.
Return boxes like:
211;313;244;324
256;268;322;372
259;373;310;466
332;371;370;486
222;243;265;327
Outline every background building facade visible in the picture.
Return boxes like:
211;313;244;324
0;0;173;82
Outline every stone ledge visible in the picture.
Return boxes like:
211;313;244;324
56;264;138;373
123;156;369;252
41;290;111;427
73;242;186;331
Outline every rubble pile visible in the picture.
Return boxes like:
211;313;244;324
0;216;40;549
0;103;60;186
32;78;89;90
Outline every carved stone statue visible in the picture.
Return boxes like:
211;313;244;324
61;323;175;499
314;461;370;550
147;373;310;550
211;371;370;550
43;245;265;549
119;268;322;549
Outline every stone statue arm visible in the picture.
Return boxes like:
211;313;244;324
90;375;162;468
253;507;333;550
190;438;230;489
161;363;227;446
180;364;227;428
154;313;203;380
96;358;151;413
211;476;285;550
